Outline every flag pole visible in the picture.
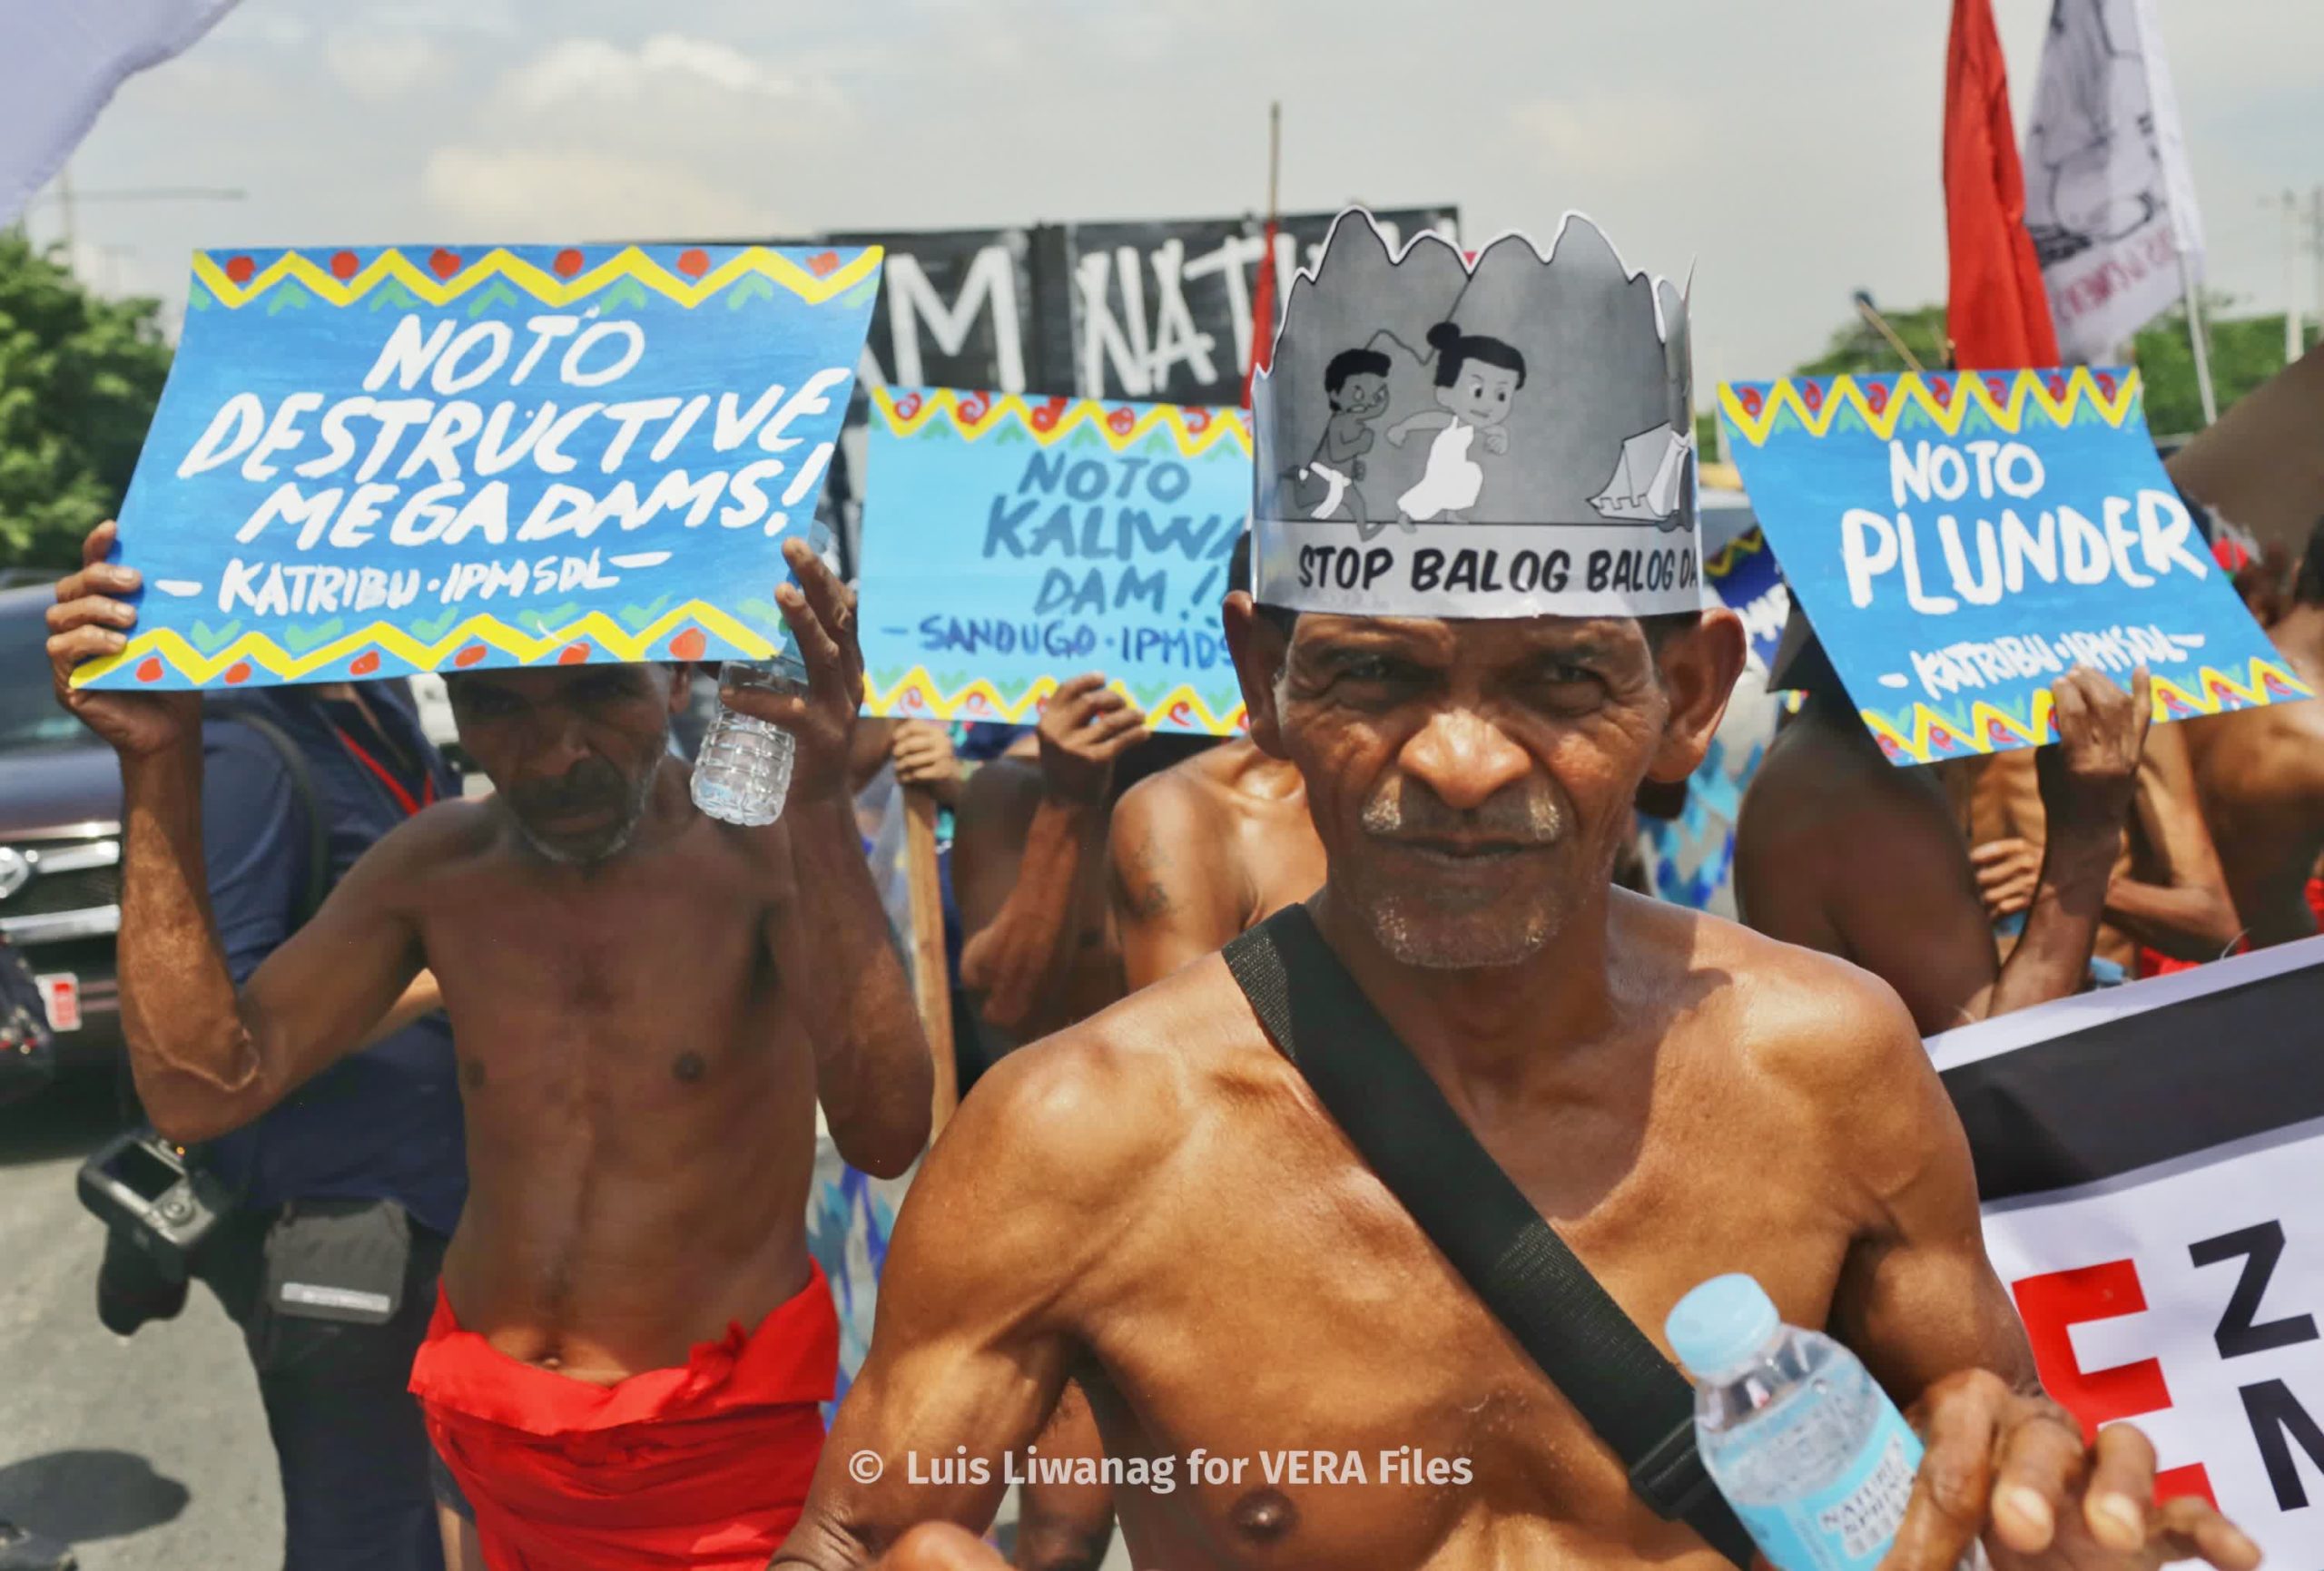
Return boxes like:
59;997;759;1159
1266;102;1281;223
2178;251;2218;427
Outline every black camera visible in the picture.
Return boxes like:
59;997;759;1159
77;1129;230;1336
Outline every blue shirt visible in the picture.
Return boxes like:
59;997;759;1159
199;682;468;1238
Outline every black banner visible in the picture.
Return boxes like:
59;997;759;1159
1934;943;2324;1203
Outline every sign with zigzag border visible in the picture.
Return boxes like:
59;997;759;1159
856;387;1251;734
80;242;881;690
1718;368;2308;765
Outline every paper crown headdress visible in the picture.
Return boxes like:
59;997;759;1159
1252;209;1700;619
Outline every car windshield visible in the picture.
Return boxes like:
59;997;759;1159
0;601;94;752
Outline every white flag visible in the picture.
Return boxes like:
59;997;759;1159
0;0;241;228
2022;0;2207;362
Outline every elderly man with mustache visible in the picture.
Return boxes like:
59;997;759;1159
773;211;2258;1571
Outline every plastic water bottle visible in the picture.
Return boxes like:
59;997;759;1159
1668;1274;1984;1571
691;653;808;827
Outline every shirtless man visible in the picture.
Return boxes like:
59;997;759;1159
2184;516;2324;946
1109;541;1328;991
1960;721;2242;977
950;674;1155;1054
47;522;931;1571
777;591;2253;1571
1737;625;2146;1036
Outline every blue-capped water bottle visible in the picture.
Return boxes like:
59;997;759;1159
1668;1274;1984;1571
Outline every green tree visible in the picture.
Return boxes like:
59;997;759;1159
1770;293;2304;438
0;233;173;572
1792;303;1951;381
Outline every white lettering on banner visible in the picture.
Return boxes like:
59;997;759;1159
1844;440;2210;615
169;283;857;625
884;248;1026;393
1980;1120;2324;1563
1900;623;2204;701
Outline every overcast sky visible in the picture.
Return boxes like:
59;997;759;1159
22;0;2324;393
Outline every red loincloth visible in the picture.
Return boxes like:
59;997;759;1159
410;1262;837;1570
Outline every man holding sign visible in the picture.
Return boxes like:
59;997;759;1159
46;243;932;1571
776;214;2256;1571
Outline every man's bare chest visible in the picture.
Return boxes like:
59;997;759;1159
412;853;781;1075
1074;1099;1853;1566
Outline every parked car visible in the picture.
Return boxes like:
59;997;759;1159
0;585;124;1067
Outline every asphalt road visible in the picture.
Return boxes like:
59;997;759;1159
0;1075;1127;1571
0;1074;281;1569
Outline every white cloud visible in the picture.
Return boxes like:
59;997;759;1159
324;33;446;103
419;144;780;236
505;34;823;112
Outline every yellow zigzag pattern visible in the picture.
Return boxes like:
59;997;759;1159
864;666;1246;736
1702;526;1767;581
1860;656;2309;764
1719;367;2141;448
871;387;1252;459
192;245;881;312
71;601;774;689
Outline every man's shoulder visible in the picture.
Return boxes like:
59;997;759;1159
1630;897;1926;1097
954;957;1265;1183
366;792;503;874
1111;750;1236;839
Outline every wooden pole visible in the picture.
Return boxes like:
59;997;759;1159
902;785;959;1134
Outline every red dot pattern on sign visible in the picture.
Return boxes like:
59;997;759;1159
677;249;710;278
454;644;487;668
225;662;252;685
559;642;591;665
669;628;707;660
808;250;842;278
351;652;380;675
1108;407;1137;434
223;255;256;285
137;657;163;682
1739;388;1763;416
330;250;360;280
893;393;923;421
429;249;463;280
555;249;585;277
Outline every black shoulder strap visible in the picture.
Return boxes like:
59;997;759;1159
211;708;331;928
1221;906;1753;1567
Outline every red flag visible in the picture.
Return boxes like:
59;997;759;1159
1243;219;1278;410
1944;0;2059;368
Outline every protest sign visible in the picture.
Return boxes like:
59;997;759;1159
80;242;880;690
1718;368;2308;765
1934;939;2324;1563
856;388;1250;734
1701;511;1789;677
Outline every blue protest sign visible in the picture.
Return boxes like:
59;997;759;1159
81;242;880;690
1718;368;2307;763
856;388;1250;733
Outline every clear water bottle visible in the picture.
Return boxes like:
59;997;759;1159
1668;1274;1984;1571
691;653;809;827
